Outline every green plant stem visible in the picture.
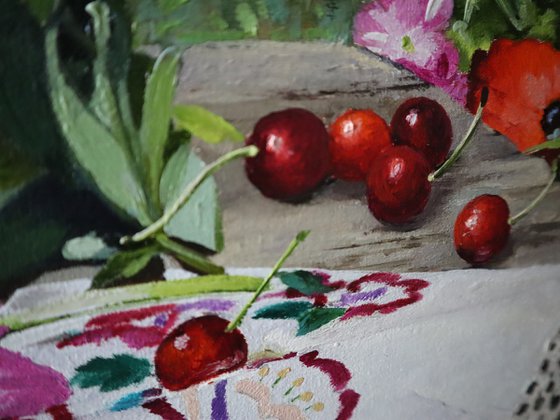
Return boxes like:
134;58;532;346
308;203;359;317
120;145;259;245
0;275;263;333
225;230;310;332
509;160;558;226
156;234;224;274
428;88;488;182
463;0;477;23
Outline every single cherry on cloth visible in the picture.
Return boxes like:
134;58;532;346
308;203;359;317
454;195;511;264
329;109;392;181
366;145;432;224
391;97;453;169
155;315;247;391
245;108;331;201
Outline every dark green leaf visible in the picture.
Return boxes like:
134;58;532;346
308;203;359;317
21;0;55;23
91;245;160;289
525;138;560;154
277;271;334;295
138;47;181;210
0;0;65;169
159;144;223;252
155;234;224;275
46;28;152;226
296;307;346;336
71;354;151;392
173;104;244;144
253;301;314;320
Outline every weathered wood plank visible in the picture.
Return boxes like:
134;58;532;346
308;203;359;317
176;41;560;271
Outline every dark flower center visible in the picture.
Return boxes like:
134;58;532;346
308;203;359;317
542;100;560;138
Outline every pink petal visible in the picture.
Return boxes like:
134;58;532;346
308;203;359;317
0;348;71;418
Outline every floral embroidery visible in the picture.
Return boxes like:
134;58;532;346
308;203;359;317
254;271;429;335
57;299;235;349
353;0;468;104
0;347;72;418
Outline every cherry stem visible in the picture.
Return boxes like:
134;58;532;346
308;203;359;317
120;145;259;245
428;87;488;182
508;159;558;226
225;230;310;332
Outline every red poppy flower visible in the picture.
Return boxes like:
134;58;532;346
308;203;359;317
467;38;560;153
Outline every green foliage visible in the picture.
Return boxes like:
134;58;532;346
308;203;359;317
125;0;363;47
91;245;161;288
277;270;334;295
174;105;244;144
449;0;560;71
296;307;346;335
253;301;314;319
71;354;151;392
160;144;224;251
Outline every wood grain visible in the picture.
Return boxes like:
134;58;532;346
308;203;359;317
175;41;560;272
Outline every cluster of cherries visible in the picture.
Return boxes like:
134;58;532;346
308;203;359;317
244;92;536;265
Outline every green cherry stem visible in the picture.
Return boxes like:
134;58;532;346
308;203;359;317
509;159;558;226
428;87;488;182
120;145;259;245
225;230;310;332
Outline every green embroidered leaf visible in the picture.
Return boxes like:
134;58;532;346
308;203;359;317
277;271;334;295
138;47;181;210
253;301;314;320
296;307;346;336
173;105;244;144
45;29;152;226
159;143;223;252
91;245;160;289
71;354;151;392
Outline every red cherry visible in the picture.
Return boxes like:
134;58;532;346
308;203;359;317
328;109;392;181
366;145;432;224
155;315;247;391
454;195;511;264
245;108;331;201
391;97;453;169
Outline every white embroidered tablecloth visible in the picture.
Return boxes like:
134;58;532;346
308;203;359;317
1;265;560;419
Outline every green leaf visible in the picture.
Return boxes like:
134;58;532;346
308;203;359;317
525;138;560;154
253;301;314;320
296;307;346;335
159;143;223;252
21;0;55;24
173;104;244;144
91;245;160;289
0;1;65;169
71;354;151;392
138;47;181;211
86;2;132;152
277;270;334;295
62;232;117;262
45;29;152;226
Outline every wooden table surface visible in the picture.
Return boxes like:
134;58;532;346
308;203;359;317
173;41;560;272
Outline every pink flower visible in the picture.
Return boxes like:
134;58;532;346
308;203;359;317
0;347;71;418
353;0;468;104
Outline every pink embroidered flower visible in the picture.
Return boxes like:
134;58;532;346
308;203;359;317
57;299;235;350
353;0;468;104
0;347;71;418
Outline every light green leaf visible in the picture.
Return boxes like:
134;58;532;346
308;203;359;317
86;2;131;151
45;29;151;226
174;104;244;144
138;47;181;211
525;138;560;154
159;143;223;252
62;232;117;262
91;245;160;289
